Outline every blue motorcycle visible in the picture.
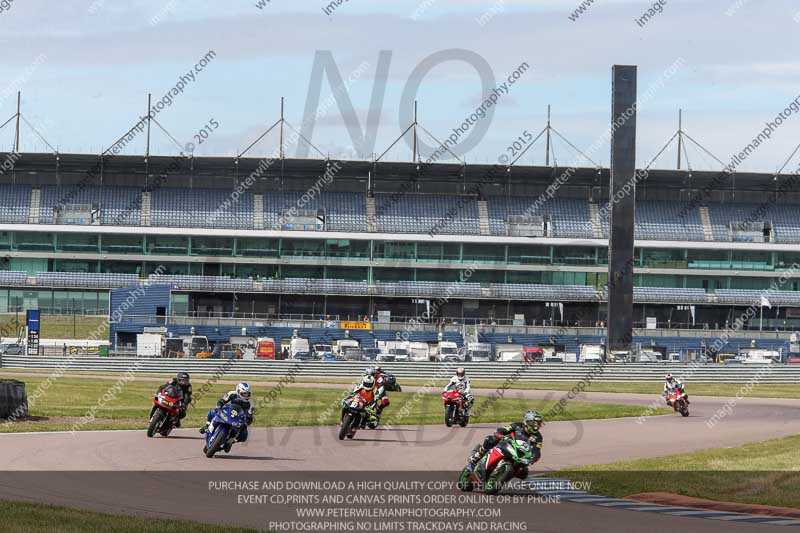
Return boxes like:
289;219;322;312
203;403;247;458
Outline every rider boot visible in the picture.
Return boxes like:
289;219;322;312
468;445;485;468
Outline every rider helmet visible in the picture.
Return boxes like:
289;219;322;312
456;367;466;380
361;375;375;388
365;366;376;376
665;373;674;383
176;372;190;387
524;410;543;432
236;382;251;400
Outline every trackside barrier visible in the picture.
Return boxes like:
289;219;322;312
2;356;800;383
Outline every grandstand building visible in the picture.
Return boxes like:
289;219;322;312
0;152;799;351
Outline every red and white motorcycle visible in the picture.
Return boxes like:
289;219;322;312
666;388;690;417
442;389;469;427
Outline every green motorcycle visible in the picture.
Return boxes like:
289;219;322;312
459;437;532;495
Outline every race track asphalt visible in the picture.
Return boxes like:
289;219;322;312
0;390;797;532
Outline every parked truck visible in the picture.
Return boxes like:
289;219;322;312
378;340;413;362
738;348;780;364
255;337;277;359
229;336;257;360
136;333;164;357
313;343;334;358
435;341;461;362
635;349;661;363
335;339;359;356
408;341;430;362
182;335;211;358
579;344;605;364
495;343;524;362
522;346;544;363
466;342;493;362
289;337;311;358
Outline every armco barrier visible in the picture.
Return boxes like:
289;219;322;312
1;356;799;383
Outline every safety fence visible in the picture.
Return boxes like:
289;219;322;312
2;356;799;383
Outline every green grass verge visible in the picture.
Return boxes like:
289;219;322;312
464;380;800;399
559;434;800;508
0;499;258;533
3;368;799;399
309;379;800;399
0;314;107;340
0;376;666;432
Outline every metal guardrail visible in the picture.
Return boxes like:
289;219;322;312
2;356;799;383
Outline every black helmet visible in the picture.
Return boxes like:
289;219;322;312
177;372;190;386
524;410;543;432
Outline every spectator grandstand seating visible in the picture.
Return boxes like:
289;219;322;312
767;205;800;243
374;280;483;298
147;274;255;292
487;196;593;238
634;287;707;304
714;289;800;306
0;184;31;224
703;202;800;244
374;193;480;235
262;278;369;296
2;184;800;243
0;270;792;307
601;201;705;241
2;271;796;306
0;271;28;285
38;186;141;226
36;272;139;288
492;283;598;301
263;192;366;232
151;188;253;229
705;203;765;242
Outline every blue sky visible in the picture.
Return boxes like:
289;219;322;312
0;0;798;172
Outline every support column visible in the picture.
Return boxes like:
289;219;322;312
607;65;637;352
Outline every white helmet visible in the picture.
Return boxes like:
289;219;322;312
361;375;375;388
236;382;251;400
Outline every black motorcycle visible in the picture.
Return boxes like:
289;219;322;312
339;394;375;440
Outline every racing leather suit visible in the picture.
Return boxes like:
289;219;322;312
205;390;255;442
345;385;382;426
444;376;474;414
468;422;543;477
152;378;192;426
373;372;391;415
663;378;689;404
